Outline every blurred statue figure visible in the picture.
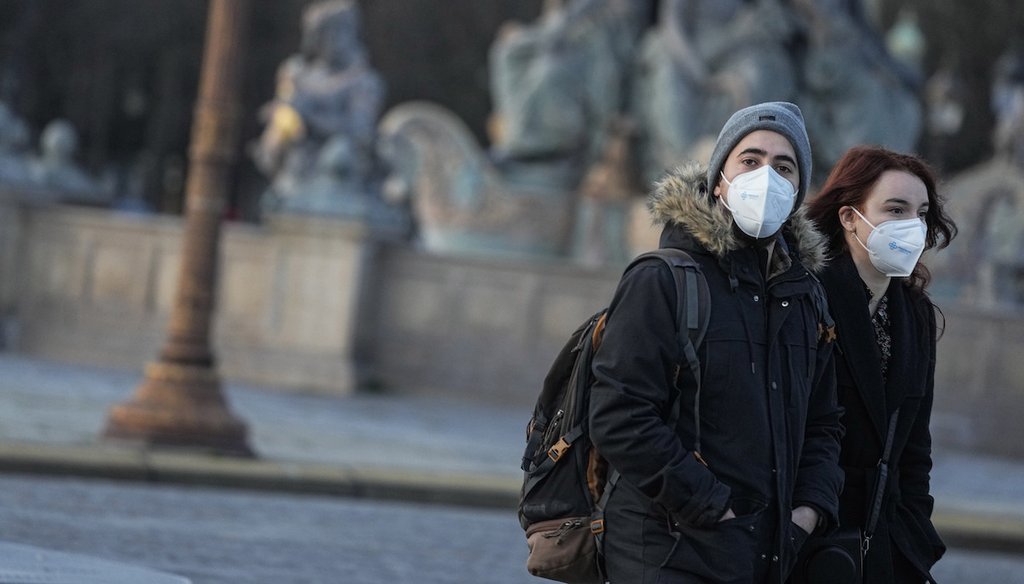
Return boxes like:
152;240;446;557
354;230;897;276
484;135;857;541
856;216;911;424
930;50;1024;304
631;0;800;182
29;119;105;204
253;0;386;216
0;101;34;189
923;61;964;171
377;101;576;258
992;48;1024;168
884;8;926;75
797;0;923;174
488;0;644;191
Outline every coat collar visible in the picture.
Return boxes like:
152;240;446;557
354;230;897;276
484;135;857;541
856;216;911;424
821;253;928;439
647;162;827;274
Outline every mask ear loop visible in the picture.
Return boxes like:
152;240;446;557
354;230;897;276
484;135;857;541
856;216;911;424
717;171;737;214
845;206;874;254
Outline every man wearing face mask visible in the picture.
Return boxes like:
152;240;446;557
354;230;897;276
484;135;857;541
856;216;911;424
590;102;843;583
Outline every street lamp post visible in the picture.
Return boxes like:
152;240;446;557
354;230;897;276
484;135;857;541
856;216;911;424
103;0;254;456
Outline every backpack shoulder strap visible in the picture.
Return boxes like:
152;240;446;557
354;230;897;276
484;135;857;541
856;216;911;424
625;249;710;347
623;248;711;456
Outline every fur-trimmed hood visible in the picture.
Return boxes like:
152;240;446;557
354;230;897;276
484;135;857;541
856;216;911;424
647;161;827;273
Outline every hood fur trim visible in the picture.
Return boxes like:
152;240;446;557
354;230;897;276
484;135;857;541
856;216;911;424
647;162;827;273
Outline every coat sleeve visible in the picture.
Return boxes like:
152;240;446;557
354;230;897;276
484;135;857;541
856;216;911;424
589;260;730;526
791;291;845;531
898;301;946;561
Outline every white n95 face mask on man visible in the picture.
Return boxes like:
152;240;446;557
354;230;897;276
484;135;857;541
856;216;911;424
851;208;927;277
719;165;796;239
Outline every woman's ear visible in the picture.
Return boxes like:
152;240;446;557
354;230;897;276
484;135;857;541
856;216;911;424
838;206;857;232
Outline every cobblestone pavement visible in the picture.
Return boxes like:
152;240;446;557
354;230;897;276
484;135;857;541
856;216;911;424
0;474;1022;584
1;353;1024;582
0;474;533;584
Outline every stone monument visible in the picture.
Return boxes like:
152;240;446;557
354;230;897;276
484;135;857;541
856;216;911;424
992;48;1024;169
488;0;644;192
630;0;800;183
29;119;106;204
253;0;403;228
0;101;33;191
377;0;926;264
928;48;1024;305
377;101;575;258
796;0;924;172
0;105;106;205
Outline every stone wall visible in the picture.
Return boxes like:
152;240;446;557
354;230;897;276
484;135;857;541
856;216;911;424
8;203;374;394
0;192;23;347
358;245;619;403
3;201;621;404
932;305;1024;458
2;201;1022;456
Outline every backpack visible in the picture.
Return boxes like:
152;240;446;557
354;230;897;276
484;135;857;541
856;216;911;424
518;248;711;584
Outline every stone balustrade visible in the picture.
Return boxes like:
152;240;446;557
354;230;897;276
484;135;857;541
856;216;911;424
0;196;1020;456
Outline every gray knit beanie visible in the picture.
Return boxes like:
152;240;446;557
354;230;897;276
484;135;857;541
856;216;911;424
706;101;812;206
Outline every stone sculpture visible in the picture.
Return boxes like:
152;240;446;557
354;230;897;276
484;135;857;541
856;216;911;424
0;106;105;205
992;48;1024;168
377;0;927;263
930;49;1024;306
253;0;396;224
488;0;643;192
796;0;923;172
630;0;800;182
377;102;574;258
29;119;105;203
0;101;35;190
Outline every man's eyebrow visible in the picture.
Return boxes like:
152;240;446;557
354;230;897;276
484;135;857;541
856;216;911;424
736;147;767;158
772;154;797;167
736;148;797;168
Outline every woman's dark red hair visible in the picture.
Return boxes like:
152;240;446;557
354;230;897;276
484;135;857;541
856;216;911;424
805;145;958;290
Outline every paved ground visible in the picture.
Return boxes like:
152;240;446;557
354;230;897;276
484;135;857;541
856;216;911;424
0;352;1023;579
1;472;1022;584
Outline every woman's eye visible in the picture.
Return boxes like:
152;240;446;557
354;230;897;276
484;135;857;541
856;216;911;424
775;165;792;174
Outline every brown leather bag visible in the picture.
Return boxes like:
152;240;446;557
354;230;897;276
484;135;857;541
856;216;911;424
525;517;602;583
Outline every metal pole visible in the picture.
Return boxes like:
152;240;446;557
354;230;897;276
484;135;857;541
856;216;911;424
103;0;254;456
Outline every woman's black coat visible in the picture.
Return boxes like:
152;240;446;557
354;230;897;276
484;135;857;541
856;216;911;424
820;253;946;582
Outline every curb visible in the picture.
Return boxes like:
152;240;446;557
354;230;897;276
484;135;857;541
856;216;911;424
1;441;1022;555
932;502;1024;554
0;441;518;510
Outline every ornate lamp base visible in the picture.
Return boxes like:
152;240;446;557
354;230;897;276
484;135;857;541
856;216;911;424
102;362;254;457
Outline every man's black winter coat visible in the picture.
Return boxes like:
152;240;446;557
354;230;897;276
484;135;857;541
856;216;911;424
589;163;844;584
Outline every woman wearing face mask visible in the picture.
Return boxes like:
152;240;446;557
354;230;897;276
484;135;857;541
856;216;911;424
802;146;957;583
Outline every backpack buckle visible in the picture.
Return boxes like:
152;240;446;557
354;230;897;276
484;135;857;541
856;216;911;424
590;518;605;535
547;437;571;462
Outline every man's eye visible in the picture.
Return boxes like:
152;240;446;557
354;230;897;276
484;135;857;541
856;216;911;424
775;165;792;174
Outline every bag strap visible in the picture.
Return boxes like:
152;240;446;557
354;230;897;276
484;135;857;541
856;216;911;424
624;249;710;457
863;407;900;553
592;250;709;572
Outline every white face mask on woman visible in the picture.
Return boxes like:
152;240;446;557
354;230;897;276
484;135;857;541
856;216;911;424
850;207;927;277
719;166;796;239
